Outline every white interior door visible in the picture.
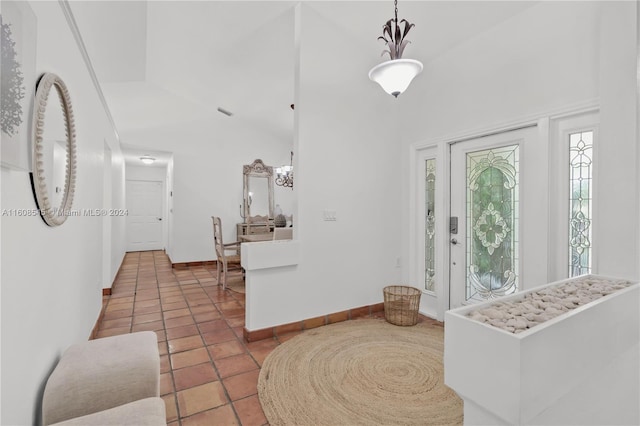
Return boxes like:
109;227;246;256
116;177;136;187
126;180;164;251
449;125;547;308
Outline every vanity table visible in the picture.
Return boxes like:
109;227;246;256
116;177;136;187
238;234;275;243
239;227;293;243
236;222;274;239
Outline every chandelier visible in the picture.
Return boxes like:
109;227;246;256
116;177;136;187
275;151;293;189
368;0;423;97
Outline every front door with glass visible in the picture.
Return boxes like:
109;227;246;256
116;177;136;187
449;126;546;308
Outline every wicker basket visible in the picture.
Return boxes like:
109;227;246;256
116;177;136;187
383;285;422;326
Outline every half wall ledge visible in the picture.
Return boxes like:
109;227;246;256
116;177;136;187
240;240;299;270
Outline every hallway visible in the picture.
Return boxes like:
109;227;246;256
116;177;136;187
96;250;273;425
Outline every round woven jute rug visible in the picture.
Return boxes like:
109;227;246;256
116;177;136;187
258;318;463;426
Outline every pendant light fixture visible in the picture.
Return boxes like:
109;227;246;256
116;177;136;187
368;0;423;98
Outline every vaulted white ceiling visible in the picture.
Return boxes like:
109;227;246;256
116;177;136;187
70;0;538;160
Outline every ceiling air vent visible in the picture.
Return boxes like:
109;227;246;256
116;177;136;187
217;107;233;117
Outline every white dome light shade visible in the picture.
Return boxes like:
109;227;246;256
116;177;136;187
140;156;155;165
368;59;423;98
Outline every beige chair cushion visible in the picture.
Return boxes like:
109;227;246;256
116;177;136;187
50;397;166;426
42;331;160;425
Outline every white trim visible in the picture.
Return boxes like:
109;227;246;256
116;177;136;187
125;179;166;252
58;0;120;143
443;99;599;145
410;99;599;152
408;142;437;296
548;104;600;120
410;143;449;320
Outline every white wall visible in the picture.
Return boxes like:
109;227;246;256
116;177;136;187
244;4;403;330
69;1;147;83
398;1;639;317
114;3;296;264
120;116;294;263
126;164;167;181
400;1;600;143
166;157;175;261
0;2;126;423
595;2;639;279
110;152;127;284
101;143;127;289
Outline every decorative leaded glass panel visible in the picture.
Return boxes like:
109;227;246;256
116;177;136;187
465;145;519;302
425;158;436;292
569;131;593;277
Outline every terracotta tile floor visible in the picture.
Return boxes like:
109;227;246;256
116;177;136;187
95;250;263;425
95;250;418;425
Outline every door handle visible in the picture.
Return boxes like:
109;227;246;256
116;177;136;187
157;217;163;221
450;238;458;245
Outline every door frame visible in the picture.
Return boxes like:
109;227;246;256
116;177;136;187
102;140;112;289
410;120;545;319
410;102;599;320
548;110;600;281
409;145;445;319
409;141;450;321
412;118;587;319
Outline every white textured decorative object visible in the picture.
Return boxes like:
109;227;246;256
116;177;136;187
465;276;632;333
445;275;639;425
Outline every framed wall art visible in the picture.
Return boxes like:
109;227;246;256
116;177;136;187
1;1;36;171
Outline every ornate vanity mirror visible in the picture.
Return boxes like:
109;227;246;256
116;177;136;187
243;159;274;222
30;73;77;226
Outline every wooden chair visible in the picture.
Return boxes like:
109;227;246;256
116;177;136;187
212;216;243;290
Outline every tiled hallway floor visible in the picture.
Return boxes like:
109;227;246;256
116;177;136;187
95;250;274;425
95;250;410;425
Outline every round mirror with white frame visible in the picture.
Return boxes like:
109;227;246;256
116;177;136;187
30;72;77;226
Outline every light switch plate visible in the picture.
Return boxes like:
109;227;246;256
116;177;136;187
323;209;337;221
